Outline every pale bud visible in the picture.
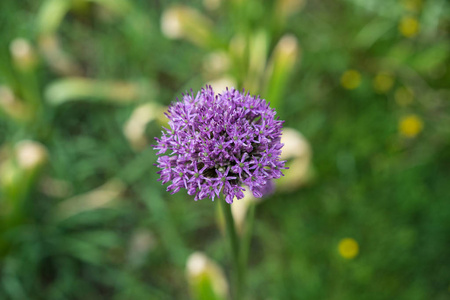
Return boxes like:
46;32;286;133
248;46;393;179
10;38;38;71
273;35;299;65
15;140;48;171
280;128;311;161
123;103;163;151
161;6;213;47
278;128;312;190
186;252;228;300
231;189;256;235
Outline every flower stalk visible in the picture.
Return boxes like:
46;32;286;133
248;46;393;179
220;199;243;300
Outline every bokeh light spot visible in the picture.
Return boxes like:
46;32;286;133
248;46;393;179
341;70;361;90
399;16;420;38
338;238;359;259
399;114;423;138
373;72;395;94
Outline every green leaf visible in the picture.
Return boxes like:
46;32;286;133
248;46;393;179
411;42;450;73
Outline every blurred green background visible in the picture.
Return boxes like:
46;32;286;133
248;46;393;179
1;0;449;299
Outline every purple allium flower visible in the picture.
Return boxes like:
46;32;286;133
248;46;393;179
154;86;286;204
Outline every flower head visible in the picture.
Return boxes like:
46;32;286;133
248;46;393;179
399;114;423;138
338;238;359;259
399;16;420;38
154;86;286;204
341;70;361;90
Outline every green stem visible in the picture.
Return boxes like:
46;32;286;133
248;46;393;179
240;202;255;293
220;200;242;300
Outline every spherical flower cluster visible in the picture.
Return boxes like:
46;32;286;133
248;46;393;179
154;86;286;204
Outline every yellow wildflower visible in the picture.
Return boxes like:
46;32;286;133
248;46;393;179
341;70;361;90
399;114;423;138
338;238;359;259
399;16;420;38
373;72;394;94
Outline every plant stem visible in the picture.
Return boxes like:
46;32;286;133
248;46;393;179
240;202;255;293
220;200;242;300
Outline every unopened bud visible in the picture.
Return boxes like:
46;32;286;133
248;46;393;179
280;128;311;160
273;35;299;64
186;252;228;300
10;38;38;71
278;128;312;190
124;103;163;151
15;140;48;171
161;6;213;47
231;189;255;235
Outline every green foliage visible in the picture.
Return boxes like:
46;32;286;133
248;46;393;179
1;0;449;299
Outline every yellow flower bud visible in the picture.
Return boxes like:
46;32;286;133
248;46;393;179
338;238;359;259
341;70;361;90
399;114;423;138
399;16;420;38
373;72;395;94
